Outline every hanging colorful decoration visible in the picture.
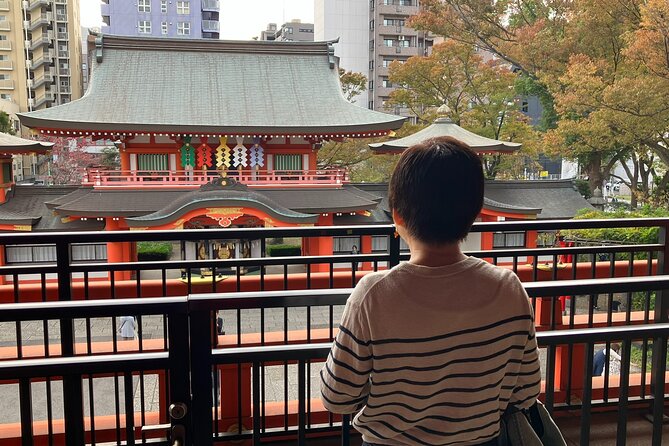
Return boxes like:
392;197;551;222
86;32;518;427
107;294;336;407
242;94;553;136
179;136;195;167
196;137;213;168
215;137;231;171
232;136;248;168
249;137;265;169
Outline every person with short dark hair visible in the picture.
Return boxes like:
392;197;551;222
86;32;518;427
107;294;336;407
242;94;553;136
320;137;541;446
593;343;621;376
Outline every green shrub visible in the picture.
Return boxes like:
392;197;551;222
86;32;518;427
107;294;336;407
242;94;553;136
266;244;301;257
137;242;173;261
574;179;592;199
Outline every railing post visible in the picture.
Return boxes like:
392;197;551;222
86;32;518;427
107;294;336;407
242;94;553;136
168;305;192;445
56;240;85;446
389;227;400;268
650;222;669;442
190;308;214;446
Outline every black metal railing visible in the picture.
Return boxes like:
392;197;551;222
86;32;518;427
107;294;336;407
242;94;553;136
0;219;667;446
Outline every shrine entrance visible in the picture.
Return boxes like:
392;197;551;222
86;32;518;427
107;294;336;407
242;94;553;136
180;214;264;276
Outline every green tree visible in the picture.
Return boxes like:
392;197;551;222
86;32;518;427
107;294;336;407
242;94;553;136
386;41;539;179
339;69;367;102
0;111;15;135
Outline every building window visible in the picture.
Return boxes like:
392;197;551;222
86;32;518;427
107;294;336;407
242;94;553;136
138;0;151;13
521;100;529;113
372;235;388;252
370;0;375;10
382;78;392;88
161;0;167;13
333;236;361;254
384;39;394;47
177;21;190;35
161;21;168;34
493;232;526;248
0;94;11;100
382;59;393;67
138;20;152;34
369;19;375;30
274;154;302;171
368;80;374;91
369;39;375;50
383;18;405;26
399;38;410;47
177;1;190;14
138;154;169;171
368;101;374;109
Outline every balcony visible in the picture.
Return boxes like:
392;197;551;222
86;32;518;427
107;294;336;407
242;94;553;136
27;0;50;11
82;168;351;189
28;12;52;31
28;32;53;51
59;84;70;93
0;59;11;70
0;79;13;90
0;1;8;11
56;31;68;40
376;1;419;16
202;19;220;32
32;91;54;107
27;51;54;69
377;44;424;56
202;0;220;11
0;40;10;51
0;19;9;31
55;13;67;22
28;72;54;88
0;220;668;445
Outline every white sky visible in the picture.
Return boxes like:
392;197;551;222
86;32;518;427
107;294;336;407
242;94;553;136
79;0;314;40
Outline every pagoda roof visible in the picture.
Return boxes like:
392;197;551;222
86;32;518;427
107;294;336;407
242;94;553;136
18;35;405;138
368;118;522;153
0;132;53;154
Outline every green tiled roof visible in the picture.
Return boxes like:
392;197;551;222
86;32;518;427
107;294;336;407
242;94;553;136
18;35;405;136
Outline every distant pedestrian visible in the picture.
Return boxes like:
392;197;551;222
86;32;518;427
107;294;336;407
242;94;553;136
593;343;621;376
216;312;225;335
351;245;360;271
118;316;137;340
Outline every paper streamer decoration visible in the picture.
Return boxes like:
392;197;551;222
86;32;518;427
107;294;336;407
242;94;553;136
196;137;213;168
249;137;265;168
179;136;195;167
232;136;248;168
215;137;231;169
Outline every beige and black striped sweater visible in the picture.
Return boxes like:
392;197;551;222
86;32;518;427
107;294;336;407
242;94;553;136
320;257;541;446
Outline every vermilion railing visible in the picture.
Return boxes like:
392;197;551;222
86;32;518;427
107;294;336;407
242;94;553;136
82;169;350;188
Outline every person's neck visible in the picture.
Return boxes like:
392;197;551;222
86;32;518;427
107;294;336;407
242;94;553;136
408;241;467;267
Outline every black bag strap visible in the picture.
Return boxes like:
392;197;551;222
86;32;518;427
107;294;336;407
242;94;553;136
527;403;545;438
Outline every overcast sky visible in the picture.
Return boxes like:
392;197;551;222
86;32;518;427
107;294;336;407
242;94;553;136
80;0;314;40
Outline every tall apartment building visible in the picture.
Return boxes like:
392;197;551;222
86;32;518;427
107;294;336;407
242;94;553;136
316;0;432;119
0;0;82;116
101;0;220;39
259;21;314;42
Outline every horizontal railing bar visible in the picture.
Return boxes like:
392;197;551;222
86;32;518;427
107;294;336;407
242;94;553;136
212;342;333;364
191;289;351;311
466;244;664;258
215;423;344;440
537;323;669;346
0;264;60;275
524;275;669;297
0;219;666;245
0;352;170;379
66;253;393;273
192;275;669;310
211;325;669;363
0;296;188;322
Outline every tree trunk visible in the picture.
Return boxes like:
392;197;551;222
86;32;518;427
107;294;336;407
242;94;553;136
585;152;605;195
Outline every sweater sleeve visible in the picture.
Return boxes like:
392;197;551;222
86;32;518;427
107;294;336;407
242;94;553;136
320;283;373;414
508;275;542;410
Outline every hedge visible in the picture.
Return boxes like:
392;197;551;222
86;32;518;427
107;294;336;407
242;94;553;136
266;244;301;257
137;242;173;261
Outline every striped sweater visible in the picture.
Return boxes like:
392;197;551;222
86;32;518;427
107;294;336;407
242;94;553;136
320;257;541;446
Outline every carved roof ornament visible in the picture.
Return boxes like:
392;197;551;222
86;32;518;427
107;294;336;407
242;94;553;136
199;176;248;192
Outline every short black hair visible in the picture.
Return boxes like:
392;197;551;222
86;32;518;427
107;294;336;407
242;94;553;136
388;136;484;244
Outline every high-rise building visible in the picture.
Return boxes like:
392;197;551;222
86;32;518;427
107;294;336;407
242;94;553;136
101;0;220;39
259;20;314;42
0;0;83;115
315;0;432;119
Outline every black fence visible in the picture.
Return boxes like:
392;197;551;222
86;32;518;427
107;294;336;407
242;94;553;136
0;219;667;446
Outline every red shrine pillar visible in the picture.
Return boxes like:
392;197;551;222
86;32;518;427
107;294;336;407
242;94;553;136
0;244;6;286
105;218;132;281
360;235;373;270
308;214;333;273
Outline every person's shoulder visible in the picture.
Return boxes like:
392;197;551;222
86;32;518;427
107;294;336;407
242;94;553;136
347;270;393;306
